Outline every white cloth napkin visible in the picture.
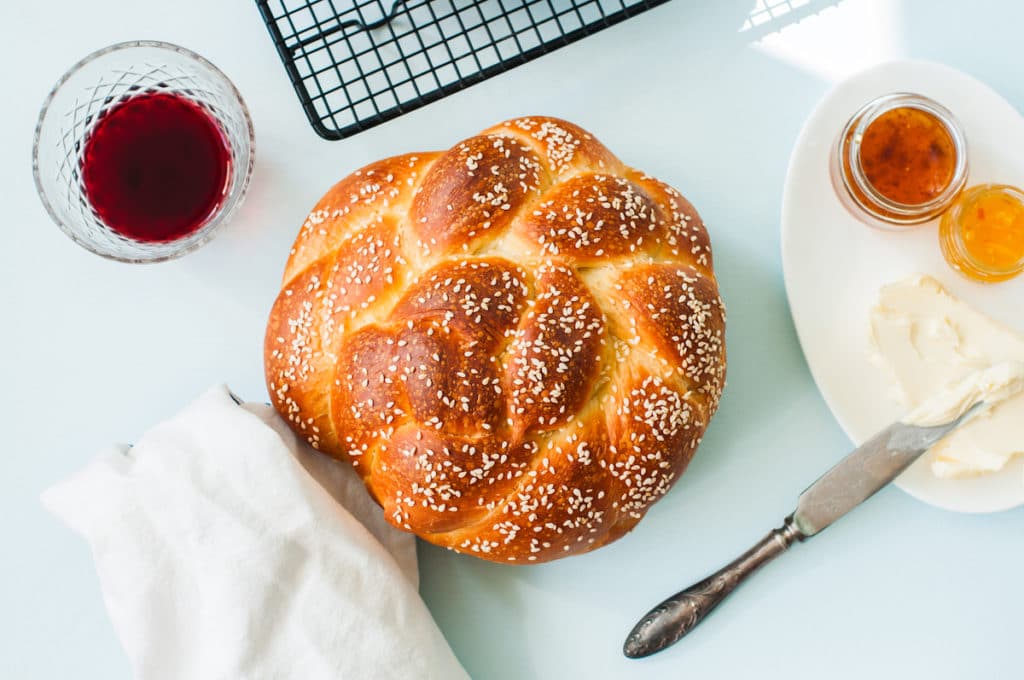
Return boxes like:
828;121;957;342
42;385;469;680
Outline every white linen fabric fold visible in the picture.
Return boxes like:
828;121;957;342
43;385;469;680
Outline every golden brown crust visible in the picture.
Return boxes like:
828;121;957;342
265;116;726;563
520;174;664;263
505;262;606;436
284;153;439;284
410;136;547;253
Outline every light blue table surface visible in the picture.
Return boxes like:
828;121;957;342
2;1;1021;678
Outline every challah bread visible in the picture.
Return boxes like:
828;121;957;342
265;117;726;563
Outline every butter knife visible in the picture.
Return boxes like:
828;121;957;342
622;401;987;658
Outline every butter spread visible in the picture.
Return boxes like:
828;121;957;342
870;275;1024;478
901;361;1024;426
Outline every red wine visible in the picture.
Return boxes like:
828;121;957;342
81;92;231;243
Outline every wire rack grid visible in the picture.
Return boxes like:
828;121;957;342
256;0;671;140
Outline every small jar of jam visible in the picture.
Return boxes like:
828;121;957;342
940;184;1024;283
831;93;968;229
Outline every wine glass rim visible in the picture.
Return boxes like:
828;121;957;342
32;40;255;264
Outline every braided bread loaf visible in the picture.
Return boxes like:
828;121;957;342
265;117;725;563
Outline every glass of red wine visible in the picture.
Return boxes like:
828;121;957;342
33;41;254;263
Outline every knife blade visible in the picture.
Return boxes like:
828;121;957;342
622;400;987;659
791;407;982;536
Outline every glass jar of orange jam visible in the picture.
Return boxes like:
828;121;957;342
940;184;1024;283
830;93;968;229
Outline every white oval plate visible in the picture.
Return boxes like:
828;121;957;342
781;60;1024;513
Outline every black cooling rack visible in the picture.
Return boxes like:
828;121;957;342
256;0;671;140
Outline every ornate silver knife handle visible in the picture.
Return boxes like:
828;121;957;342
623;517;805;658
